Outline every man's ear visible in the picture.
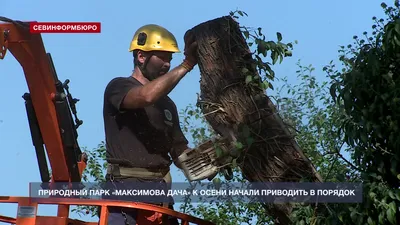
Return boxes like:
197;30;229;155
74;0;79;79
136;50;147;64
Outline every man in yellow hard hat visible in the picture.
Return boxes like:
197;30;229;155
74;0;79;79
102;24;197;224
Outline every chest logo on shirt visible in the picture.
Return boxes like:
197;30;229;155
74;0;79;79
164;109;173;126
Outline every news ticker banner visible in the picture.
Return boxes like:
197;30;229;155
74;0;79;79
29;182;363;204
29;22;101;33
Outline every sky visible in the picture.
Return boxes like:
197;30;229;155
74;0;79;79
0;0;389;224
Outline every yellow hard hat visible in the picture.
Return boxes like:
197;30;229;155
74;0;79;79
129;24;180;53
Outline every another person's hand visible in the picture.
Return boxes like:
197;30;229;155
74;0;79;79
183;29;198;66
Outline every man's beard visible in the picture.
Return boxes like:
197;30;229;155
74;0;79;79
144;71;158;81
140;64;169;81
148;68;169;80
144;69;165;81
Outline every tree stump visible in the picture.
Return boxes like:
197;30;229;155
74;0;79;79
190;15;323;224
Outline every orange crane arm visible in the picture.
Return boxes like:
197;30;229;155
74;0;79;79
0;17;87;183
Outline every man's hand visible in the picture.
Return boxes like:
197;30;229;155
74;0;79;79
173;147;191;169
174;160;183;170
183;29;198;66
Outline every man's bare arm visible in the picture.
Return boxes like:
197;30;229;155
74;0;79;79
122;65;190;109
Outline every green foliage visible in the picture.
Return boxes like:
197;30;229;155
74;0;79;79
70;142;107;217
230;9;295;93
296;1;400;224
274;61;354;183
181;103;216;146
328;2;400;189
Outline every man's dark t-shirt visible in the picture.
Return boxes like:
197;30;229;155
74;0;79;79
102;76;188;169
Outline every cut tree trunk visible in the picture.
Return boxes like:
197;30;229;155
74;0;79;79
190;16;323;224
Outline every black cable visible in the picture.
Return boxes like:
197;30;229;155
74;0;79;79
0;16;30;29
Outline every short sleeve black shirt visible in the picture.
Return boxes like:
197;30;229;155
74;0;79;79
102;76;188;169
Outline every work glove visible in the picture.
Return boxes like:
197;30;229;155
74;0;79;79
183;29;198;66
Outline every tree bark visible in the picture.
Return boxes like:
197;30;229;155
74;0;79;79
190;15;323;224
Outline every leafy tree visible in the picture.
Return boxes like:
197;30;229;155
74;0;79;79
275;1;400;224
322;1;400;224
329;1;400;187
